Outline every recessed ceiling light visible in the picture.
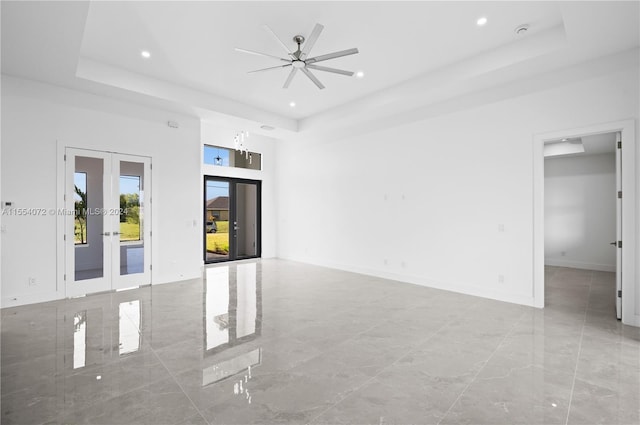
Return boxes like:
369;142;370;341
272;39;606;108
141;50;151;59
355;71;364;79
477;17;488;26
289;101;296;107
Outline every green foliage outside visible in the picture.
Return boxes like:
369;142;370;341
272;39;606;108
213;220;229;233
206;233;229;254
206;220;229;255
120;193;140;241
74;185;87;244
74;221;87;244
120;222;141;241
74;190;141;244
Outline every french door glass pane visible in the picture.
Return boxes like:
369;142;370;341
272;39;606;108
120;161;144;275
74;156;104;281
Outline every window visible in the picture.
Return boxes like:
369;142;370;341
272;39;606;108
204;145;231;167
204;145;262;170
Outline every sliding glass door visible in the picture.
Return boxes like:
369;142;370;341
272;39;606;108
204;177;261;263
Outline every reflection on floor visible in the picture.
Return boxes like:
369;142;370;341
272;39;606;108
1;262;639;424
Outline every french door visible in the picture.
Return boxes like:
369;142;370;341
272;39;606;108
204;177;261;263
65;148;151;297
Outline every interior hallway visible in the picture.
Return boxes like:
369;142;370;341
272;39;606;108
1;261;639;424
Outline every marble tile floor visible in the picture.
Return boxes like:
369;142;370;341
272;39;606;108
1;261;639;425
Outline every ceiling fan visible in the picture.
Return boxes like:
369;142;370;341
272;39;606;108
235;23;359;90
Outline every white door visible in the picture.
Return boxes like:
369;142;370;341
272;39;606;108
65;148;151;297
65;149;112;297
615;132;622;319
111;154;152;290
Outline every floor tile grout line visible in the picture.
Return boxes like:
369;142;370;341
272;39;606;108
564;270;593;425
435;308;530;425
149;344;212;425
306;298;485;424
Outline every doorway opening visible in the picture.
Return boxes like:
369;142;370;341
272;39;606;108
543;132;619;318
204;177;261;263
533;119;637;326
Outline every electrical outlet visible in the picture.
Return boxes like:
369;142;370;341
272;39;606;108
498;274;505;284
28;277;36;286
561;251;566;257
383;259;388;265
498;224;505;232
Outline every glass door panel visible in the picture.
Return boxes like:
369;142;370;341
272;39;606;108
66;149;111;297
111;154;151;290
205;180;230;262
235;183;258;258
204;178;260;263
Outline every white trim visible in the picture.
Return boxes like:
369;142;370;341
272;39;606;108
56;141;66;298
533;119;637;326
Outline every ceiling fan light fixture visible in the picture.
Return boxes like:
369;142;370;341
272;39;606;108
289;101;296;107
140;50;151;59
236;23;360;90
356;71;364;78
477;17;488;26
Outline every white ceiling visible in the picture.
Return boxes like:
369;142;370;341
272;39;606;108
2;1;639;135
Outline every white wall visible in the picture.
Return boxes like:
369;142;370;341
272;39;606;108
544;153;616;271
1;75;202;307
201;122;277;259
276;62;639;308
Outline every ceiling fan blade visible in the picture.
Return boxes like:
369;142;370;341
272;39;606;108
248;64;292;74
301;67;325;90
306;64;354;76
283;67;298;88
299;23;324;60
307;48;359;64
262;25;294;57
235;48;290;63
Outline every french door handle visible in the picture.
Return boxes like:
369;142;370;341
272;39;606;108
112;231;121;235
100;232;111;236
610;241;618;246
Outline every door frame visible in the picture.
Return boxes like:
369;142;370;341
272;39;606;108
203;176;262;264
58;144;153;298
533;119;637;326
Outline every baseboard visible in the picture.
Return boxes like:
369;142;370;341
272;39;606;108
2;291;64;309
279;255;536;308
622;312;640;327
152;271;201;286
545;258;615;272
